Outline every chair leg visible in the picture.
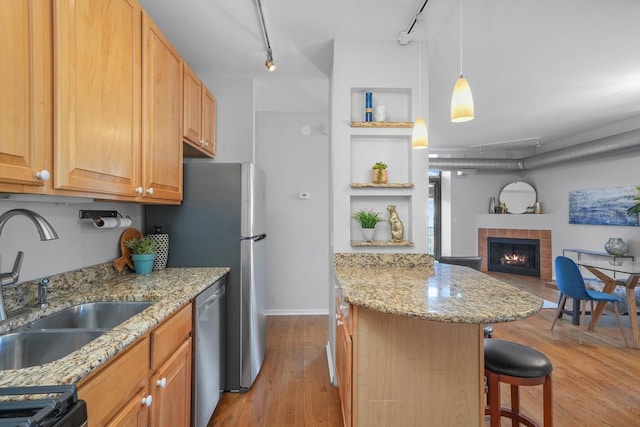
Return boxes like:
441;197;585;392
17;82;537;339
543;374;553;427
510;384;519;427
579;299;585;344
611;304;630;348
551;295;567;330
487;371;501;427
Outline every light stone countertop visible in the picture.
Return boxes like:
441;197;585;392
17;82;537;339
0;267;229;388
334;253;542;323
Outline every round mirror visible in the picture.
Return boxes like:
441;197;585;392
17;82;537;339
499;182;537;214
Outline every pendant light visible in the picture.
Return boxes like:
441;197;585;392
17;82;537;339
451;0;474;122
412;39;428;149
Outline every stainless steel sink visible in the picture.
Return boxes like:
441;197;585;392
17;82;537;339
0;330;105;370
25;301;154;330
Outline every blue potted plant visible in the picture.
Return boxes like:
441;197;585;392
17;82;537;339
125;236;158;275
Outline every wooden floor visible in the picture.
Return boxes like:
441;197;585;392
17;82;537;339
210;273;640;426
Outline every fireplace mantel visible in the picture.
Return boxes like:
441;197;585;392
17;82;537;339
476;214;553;231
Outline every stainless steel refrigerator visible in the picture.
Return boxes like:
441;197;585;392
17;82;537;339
145;162;267;394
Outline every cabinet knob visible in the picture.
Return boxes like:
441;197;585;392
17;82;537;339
199;139;205;146
135;187;143;194
141;395;153;407
35;170;50;181
335;313;340;320
146;188;154;195
156;377;167;388
337;320;343;326
204;141;209;147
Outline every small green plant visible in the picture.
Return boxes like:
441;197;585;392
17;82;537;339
125;236;158;254
352;209;384;229
627;186;640;216
372;162;387;183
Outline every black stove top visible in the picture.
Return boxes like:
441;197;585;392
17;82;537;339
0;385;87;427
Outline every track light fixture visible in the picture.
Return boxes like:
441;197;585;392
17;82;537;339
265;49;276;72
256;0;276;72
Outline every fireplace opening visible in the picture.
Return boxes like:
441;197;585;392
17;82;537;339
487;237;540;277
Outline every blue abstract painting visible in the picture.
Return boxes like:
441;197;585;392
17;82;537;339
569;186;639;226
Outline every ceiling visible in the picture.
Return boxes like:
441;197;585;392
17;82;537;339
139;0;640;157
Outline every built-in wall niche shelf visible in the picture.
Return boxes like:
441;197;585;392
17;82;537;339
351;121;413;128
350;183;414;188
350;88;411;123
350;135;411;184
350;195;412;243
351;240;414;247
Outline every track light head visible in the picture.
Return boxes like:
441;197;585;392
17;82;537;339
265;49;276;72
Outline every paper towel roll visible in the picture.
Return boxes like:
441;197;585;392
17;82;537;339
94;217;132;229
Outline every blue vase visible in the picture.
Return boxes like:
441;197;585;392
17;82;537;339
131;253;157;275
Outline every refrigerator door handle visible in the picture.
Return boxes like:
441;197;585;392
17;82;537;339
241;233;267;242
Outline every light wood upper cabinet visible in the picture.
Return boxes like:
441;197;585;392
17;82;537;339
183;63;216;158
141;12;183;202
54;0;142;198
0;0;52;193
201;88;217;157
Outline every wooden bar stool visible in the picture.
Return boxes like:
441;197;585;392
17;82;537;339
484;339;553;427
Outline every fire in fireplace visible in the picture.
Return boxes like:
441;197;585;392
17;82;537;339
487;237;540;277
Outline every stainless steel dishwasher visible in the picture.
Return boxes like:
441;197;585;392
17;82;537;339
193;277;225;427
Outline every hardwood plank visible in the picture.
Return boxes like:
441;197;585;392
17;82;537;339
211;273;640;426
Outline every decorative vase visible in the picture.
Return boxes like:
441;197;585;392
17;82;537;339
604;238;628;256
371;169;388;184
131;253;157;275
489;197;495;214
361;228;375;241
147;226;169;271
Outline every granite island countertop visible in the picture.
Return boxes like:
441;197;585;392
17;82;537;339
0;267;229;388
334;253;542;323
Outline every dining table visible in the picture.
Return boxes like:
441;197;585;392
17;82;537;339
575;259;640;348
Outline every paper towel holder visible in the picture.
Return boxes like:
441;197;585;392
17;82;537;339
79;209;129;227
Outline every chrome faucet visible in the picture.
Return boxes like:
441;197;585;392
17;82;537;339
0;209;59;320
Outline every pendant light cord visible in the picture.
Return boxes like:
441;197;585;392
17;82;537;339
418;38;422;118
459;0;463;76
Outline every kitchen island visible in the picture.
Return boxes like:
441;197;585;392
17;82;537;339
333;253;542;427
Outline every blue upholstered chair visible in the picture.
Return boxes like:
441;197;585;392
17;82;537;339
552;256;628;346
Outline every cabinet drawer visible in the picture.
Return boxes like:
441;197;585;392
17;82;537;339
79;335;150;426
151;303;192;370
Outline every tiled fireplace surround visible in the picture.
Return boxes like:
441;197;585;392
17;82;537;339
478;228;552;279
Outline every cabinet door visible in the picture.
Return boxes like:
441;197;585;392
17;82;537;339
182;64;202;145
54;0;142;197
105;388;149;427
0;0;52;191
149;338;192;427
141;12;182;202
336;306;353;427
78;336;150;427
200;88;216;157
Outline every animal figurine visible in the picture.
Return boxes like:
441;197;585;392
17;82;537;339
387;205;404;242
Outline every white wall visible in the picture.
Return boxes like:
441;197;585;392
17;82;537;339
0;199;143;283
331;39;430;254
256;112;330;314
200;77;255;163
444;129;640;278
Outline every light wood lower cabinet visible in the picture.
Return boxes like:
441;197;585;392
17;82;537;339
335;295;353;427
335;295;485;426
149;339;192;427
78;303;193;427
